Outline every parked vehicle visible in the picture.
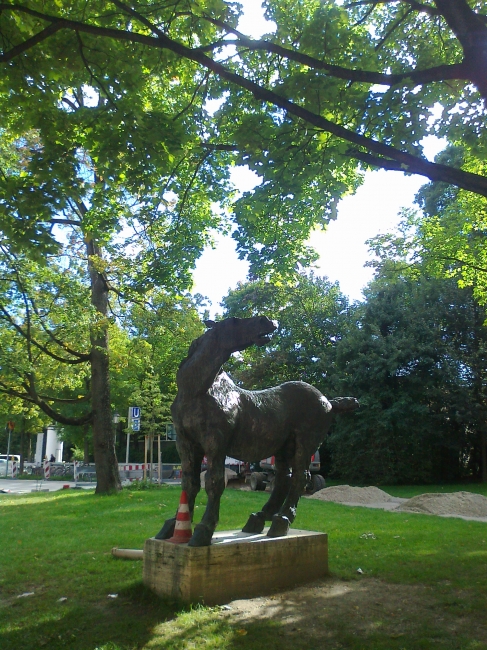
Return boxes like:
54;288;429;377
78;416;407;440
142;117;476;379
0;454;21;464
249;451;325;494
201;456;247;479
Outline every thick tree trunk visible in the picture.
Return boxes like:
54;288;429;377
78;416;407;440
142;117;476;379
19;421;24;473
86;237;121;494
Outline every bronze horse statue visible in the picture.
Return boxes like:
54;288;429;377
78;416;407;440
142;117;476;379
155;316;358;547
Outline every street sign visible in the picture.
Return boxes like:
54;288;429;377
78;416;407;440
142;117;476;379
126;406;141;464
127;406;141;429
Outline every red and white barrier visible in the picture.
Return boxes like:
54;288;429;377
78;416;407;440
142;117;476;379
43;459;50;480
12;461;18;479
120;464;147;471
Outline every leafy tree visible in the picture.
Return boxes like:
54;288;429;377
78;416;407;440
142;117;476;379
0;240;206;474
114;291;205;463
0;245;92;425
365;154;487;483
0;35;231;491
414;149;487;307
0;403;46;470
221;273;351;393
369;146;487;306
123;291;206;400
130;367;170;470
330;272;487;484
222;271;487;484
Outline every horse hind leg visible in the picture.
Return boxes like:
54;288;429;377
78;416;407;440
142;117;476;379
154;440;203;540
242;456;291;534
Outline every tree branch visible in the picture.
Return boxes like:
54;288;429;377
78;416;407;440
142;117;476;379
0;303;91;364
435;254;487;275
345;0;439;17
37;392;91;404
1;3;487;195
50;218;82;226
0;20;63;62
197;15;467;88
0;380;93;426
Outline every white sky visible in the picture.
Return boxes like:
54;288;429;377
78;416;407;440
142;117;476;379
191;1;444;315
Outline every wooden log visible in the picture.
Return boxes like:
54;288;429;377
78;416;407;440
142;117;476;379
143;529;328;605
111;547;144;560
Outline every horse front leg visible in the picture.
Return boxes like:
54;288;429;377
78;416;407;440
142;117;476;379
267;447;308;538
188;452;226;547
242;456;292;534
154;438;203;540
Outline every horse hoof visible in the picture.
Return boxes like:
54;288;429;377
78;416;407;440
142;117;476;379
242;512;266;534
154;517;176;540
188;524;213;547
267;515;290;538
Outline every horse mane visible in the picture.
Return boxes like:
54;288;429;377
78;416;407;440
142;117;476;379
186;336;203;359
178;328;213;370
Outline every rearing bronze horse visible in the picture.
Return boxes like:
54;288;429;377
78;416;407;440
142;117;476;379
155;316;358;547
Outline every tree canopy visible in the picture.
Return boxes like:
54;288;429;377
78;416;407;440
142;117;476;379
222;268;487;484
2;1;487;235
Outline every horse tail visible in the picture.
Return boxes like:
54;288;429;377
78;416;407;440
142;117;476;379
329;397;359;413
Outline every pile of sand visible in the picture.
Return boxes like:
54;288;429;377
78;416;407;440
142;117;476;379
395;491;487;518
308;485;394;504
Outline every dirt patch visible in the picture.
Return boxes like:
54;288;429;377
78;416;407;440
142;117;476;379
396;491;487;518
222;577;487;647
307;485;397;505
305;485;487;522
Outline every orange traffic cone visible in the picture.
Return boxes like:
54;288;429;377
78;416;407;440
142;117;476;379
167;490;192;544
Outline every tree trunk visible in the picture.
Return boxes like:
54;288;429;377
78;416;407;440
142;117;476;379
86;237;121;494
20;416;25;473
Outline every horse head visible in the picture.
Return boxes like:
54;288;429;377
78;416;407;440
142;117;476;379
203;316;278;353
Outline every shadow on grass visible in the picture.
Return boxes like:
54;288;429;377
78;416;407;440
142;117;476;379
3;575;487;650
1;583;182;650
156;577;487;650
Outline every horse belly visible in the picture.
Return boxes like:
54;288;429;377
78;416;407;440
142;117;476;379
227;384;333;461
226;402;291;462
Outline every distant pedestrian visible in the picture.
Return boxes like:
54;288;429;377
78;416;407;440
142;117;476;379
49;454;55;463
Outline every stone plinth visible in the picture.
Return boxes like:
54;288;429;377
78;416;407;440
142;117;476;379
143;529;328;605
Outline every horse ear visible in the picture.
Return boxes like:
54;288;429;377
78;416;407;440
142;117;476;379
204;319;216;329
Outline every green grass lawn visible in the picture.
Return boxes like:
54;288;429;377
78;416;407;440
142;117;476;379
1;484;487;650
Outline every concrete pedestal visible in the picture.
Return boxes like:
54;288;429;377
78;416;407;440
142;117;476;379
143;528;328;605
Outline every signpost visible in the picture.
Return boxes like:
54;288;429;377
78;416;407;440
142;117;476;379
126;407;141;464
